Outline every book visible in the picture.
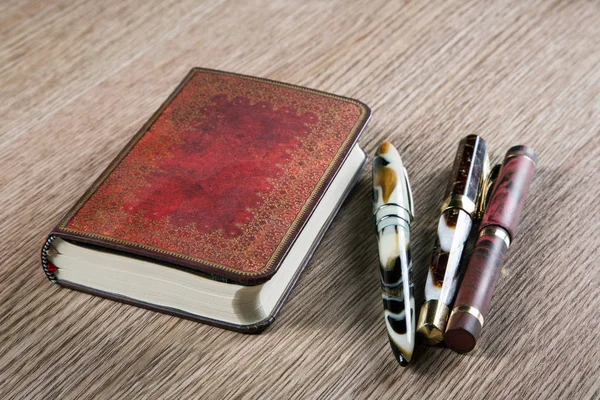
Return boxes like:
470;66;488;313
41;68;371;332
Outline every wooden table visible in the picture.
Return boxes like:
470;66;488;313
2;1;599;398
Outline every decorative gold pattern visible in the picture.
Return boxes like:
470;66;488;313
56;68;370;277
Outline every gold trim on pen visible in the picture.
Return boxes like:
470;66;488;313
476;163;501;220
417;300;450;345
505;149;537;168
450;305;485;327
440;194;476;217
479;226;511;248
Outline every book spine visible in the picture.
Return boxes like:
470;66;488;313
41;235;57;283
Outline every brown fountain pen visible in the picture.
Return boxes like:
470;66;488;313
445;145;537;353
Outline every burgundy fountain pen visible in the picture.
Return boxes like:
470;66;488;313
445;145;537;353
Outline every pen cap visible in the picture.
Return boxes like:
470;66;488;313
373;142;414;230
480;145;537;239
441;135;488;218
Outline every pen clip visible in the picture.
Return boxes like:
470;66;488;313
403;166;415;219
476;160;501;220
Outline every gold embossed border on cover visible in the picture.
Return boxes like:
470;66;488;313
54;68;370;284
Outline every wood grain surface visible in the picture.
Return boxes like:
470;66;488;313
1;1;599;398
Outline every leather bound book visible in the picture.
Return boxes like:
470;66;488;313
41;68;371;332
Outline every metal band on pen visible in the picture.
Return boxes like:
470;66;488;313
479;226;511;248
440;194;477;217
374;203;413;221
375;203;412;232
450;305;485;327
505;148;538;168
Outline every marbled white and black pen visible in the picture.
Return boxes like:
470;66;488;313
416;135;490;345
372;142;415;366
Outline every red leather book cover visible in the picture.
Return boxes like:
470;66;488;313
44;68;370;286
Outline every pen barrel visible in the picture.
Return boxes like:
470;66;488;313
445;145;537;353
445;231;508;352
480;145;537;239
417;136;487;345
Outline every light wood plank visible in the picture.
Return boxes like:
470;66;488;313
1;0;599;398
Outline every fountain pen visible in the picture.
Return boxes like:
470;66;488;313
445;145;537;353
417;135;490;344
372;142;415;366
